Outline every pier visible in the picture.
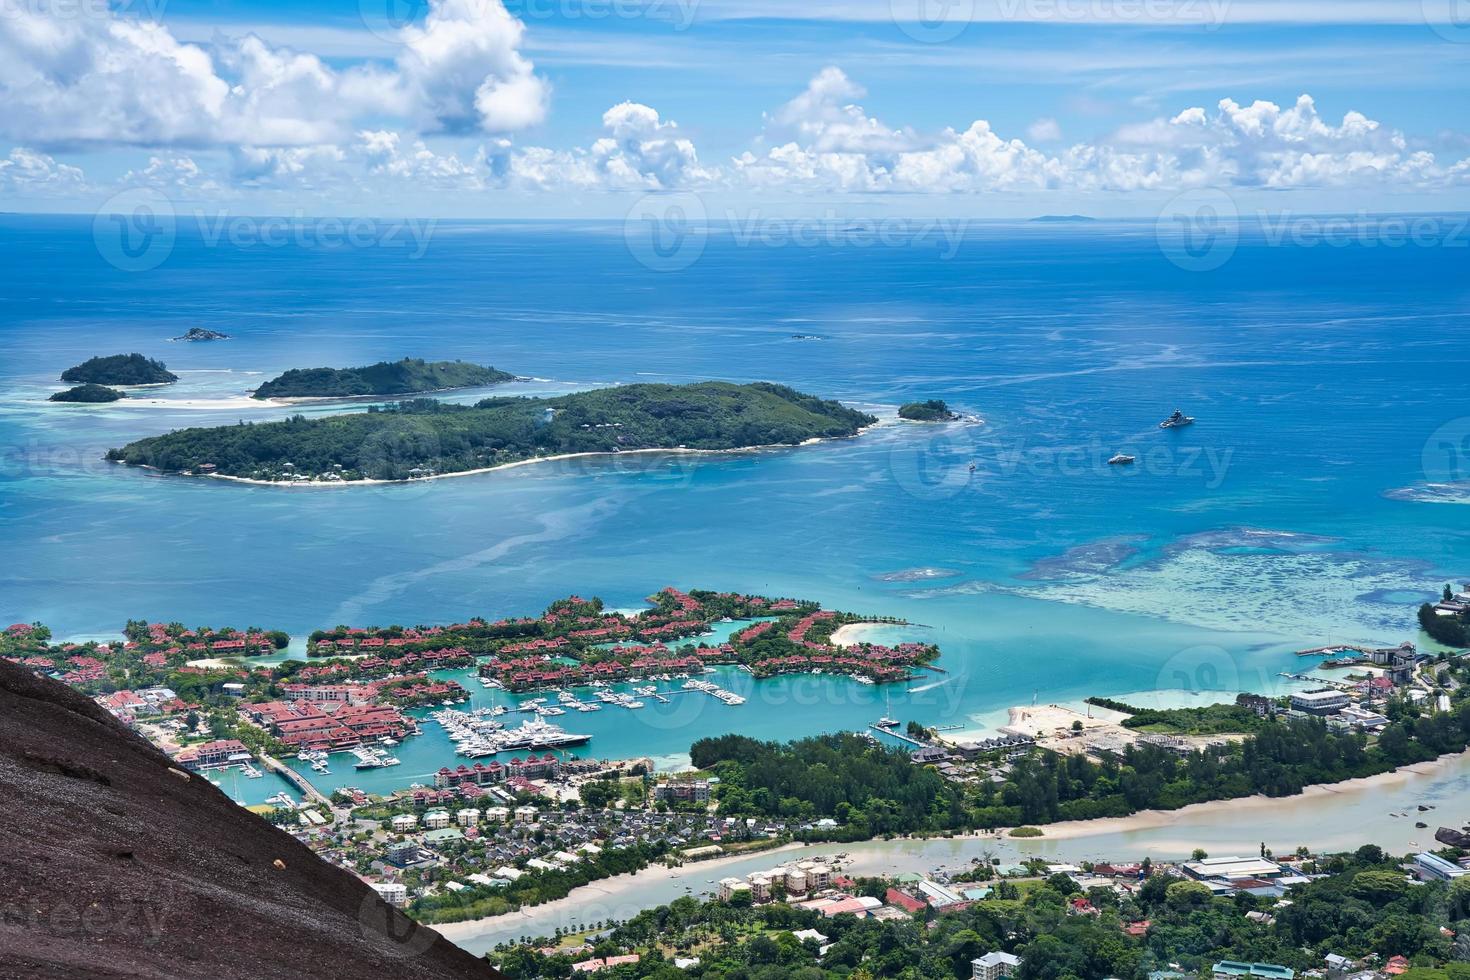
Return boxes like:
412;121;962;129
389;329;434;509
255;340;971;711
259;752;332;810
869;724;925;747
1295;643;1382;657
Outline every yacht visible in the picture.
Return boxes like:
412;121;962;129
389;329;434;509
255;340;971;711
877;716;899;729
1159;409;1195;429
1107;453;1136;465
352;745;401;770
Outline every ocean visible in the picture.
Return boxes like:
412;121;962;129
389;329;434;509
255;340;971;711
4;212;1469;787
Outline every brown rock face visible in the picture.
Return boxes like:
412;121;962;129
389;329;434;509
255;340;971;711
0;658;504;980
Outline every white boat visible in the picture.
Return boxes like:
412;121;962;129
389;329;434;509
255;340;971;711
877;716;899;728
1107;453;1136;465
1159;409;1195;429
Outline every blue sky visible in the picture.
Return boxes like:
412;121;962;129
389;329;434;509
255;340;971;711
2;0;1469;216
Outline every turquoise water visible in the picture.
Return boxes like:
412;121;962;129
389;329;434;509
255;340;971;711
4;215;1469;790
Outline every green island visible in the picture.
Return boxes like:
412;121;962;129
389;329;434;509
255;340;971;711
251;357;515;400
49;383;125;403
106;381;877;483
897;399;959;422
60;352;177;386
486;845;1470;980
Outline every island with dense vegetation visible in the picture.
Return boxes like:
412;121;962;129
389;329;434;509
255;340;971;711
49;383;125;403
107;381;877;483
251;358;515;400
898;399;959;422
60;353;177;386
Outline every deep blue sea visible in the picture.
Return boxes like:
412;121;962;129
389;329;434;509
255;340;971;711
4;213;1469;787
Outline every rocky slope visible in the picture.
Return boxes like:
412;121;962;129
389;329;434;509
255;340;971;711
0;658;503;980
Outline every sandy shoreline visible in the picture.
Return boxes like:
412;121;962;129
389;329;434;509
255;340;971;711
1012;748;1470;842
432;842;807;944
116;429;877;489
830;622;889;647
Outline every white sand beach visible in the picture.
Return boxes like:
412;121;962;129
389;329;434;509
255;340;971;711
432;842;807;946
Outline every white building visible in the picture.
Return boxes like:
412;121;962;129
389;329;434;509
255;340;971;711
457;808;480;827
371;882;408;908
423;810;451;830
1289;689;1350;715
717;878;752;902
972;951;1022;980
390;814;418;833
1181;856;1284;881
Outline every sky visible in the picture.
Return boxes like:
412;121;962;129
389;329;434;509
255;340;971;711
3;0;1470;217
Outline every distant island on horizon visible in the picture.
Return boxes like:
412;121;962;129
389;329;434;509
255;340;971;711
251;358;515;400
1030;214;1100;223
108;381;877;484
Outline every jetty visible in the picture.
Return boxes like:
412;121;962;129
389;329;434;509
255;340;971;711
869;724;924;747
259;752;333;810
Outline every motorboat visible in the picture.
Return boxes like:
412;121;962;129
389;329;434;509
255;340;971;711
1159;409;1195;429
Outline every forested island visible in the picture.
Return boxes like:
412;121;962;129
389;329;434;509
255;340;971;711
251;358;514;399
61;353;177;386
106;381;877;483
50;383;124;403
898;399;959;422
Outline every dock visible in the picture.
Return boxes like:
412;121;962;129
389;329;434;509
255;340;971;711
1295;643;1381;657
869;724;924;747
259;752;333;810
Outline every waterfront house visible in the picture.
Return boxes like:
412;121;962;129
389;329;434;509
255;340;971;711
175;739;251;771
1414;852;1468;881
